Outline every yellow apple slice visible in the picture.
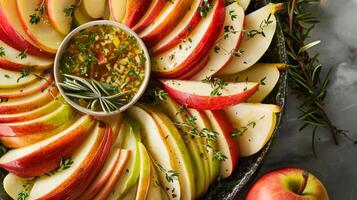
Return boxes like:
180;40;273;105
0;74;52;98
16;0;65;53
108;0;126;22
236;0;251;10
191;2;245;80
127;105;181;200
218;3;284;75
45;0;78;35
81;0;105;19
28;122;112;199
221;63;284;102
121;183;138;200
0;68;43;89
135;143;151;200
0;40;53;71
3;173;31;199
224;103;281;157
0;86;58;114
73;5;94;26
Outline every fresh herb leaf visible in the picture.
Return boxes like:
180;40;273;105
198;0;214;17
0;47;5;57
17;67;33;83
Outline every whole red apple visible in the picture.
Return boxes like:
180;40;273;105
246;168;329;200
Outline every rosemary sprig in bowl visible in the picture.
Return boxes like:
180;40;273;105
58;74;129;113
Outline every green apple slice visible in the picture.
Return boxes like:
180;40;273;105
146;153;169;200
107;118;141;199
135;143;151;200
73;6;94;26
157;96;209;197
127;105;181;199
224;103;281;156
221;63;284;102
80;0;106;19
187;108;220;184
139;104;195;200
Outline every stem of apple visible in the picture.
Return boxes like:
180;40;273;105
297;171;309;195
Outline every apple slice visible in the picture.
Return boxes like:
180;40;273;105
73;5;94;26
0;116;76;148
204;110;239;178
0;95;62;123
0;74;52;98
135;143;151;200
157;96;209;197
29;122;113;200
0;103;73;137
3;173;30;199
237;0;251;11
132;0;166;33
0;115;94;177
191;3;245;80
127;105;181;199
45;0;77;35
0;0;54;57
224;103;281;157
108;0;126;22
160;79;259;110
146;155;169;200
0;86;58;114
16;0;65;53
0;39;53;71
107;118;142;199
123;0;151;28
140;104;195;200
221;63;284;102
187;108;219;184
81;0;105;19
177;55;209;80
139;0;192;47
151;0;224;78
218;3;284;75
0;68;43;89
151;0;203;56
95;149;130;200
79;148;122;200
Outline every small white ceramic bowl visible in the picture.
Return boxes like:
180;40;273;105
54;20;151;117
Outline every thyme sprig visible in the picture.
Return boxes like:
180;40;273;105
281;0;356;150
59;74;128;112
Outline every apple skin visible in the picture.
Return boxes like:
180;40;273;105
177;55;209;80
123;0;151;28
246;168;329;200
0;116;94;178
132;0;166;33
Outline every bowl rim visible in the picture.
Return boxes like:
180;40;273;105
53;20;151;117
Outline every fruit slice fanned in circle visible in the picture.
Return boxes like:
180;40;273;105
151;0;204;56
191;3;245;80
122;0;152;28
160;79;259;110
80;0;106;19
108;0;126;22
0;68;43;89
132;0;166;33
16;0;65;53
45;0;77;35
151;0;225;78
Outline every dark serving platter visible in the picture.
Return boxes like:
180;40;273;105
0;0;287;199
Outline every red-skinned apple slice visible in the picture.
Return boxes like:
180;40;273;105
123;0;152;28
191;3;245;80
79;148;121;200
94;149;130;200
0;68;43;89
108;0;126;22
139;0;192;47
224;103;281;156
177;55;209;80
3;173;30;199
16;0;65;53
0;0;54;57
0;74;52;98
0;40;53;71
0;103;73;137
0;86;58;114
132;0;166;33
218;3;284;75
0;117;76;148
45;0;77;35
151;0;225;78
237;0;251;10
151;0;203;56
81;0;106;19
0;115;94;177
204;110;239;178
29;122;114;200
220;63;284;102
160;79;259;110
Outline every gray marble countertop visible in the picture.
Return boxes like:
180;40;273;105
239;0;357;199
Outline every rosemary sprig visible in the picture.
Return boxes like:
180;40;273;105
59;74;128;112
280;0;356;150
